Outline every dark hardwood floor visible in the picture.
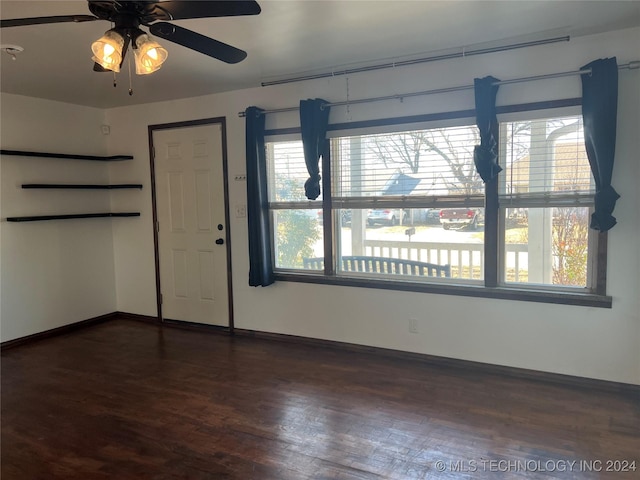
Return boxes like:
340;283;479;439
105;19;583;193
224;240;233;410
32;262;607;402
2;319;638;479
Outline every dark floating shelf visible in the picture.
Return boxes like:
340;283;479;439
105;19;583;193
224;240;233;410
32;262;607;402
7;213;140;222
1;149;133;162
22;184;143;190
6;149;139;223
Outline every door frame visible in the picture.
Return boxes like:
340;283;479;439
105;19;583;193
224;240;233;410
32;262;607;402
148;117;234;333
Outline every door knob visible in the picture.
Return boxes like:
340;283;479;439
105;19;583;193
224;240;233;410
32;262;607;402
215;238;224;245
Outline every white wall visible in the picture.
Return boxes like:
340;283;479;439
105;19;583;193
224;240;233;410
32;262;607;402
0;94;117;341
106;27;640;385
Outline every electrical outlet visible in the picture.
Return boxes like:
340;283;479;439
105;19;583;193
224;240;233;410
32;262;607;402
408;318;418;334
235;205;246;218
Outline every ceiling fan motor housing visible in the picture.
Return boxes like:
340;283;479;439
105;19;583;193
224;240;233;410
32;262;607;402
88;1;171;26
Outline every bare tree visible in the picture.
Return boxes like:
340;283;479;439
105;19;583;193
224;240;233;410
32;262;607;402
552;207;589;286
509;118;589;287
367;128;484;196
367;131;426;174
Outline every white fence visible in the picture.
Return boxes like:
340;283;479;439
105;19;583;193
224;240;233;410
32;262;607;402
363;240;529;281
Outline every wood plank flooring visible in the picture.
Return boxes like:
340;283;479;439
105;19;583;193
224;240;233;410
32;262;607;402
2;319;639;479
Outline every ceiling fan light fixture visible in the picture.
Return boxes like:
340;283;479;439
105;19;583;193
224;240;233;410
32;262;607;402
91;29;124;73
133;34;168;75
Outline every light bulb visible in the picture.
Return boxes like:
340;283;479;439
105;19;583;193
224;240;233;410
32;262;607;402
133;34;167;75
91;30;124;72
147;48;158;60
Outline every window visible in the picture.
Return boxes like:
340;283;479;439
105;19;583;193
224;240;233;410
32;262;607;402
265;109;607;306
267;140;323;270
331;126;484;283
499;115;594;288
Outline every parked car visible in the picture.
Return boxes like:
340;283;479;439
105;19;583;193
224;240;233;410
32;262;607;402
367;209;409;226
439;208;483;230
423;208;441;224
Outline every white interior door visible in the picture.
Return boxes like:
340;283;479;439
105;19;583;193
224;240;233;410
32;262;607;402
153;123;229;326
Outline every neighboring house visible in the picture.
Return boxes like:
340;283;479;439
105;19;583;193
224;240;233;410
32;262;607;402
506;141;593;196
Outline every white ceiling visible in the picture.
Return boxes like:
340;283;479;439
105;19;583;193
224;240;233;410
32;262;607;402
1;1;639;109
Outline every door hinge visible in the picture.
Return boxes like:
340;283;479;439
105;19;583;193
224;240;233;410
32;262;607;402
156;221;160;232
160;293;163;305
152;146;156;159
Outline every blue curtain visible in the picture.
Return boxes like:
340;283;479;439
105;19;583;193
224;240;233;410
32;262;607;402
580;57;620;232
245;106;274;286
300;98;331;200
473;76;502;183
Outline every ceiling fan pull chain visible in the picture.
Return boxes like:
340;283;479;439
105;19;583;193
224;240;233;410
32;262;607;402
128;55;133;96
110;21;117;88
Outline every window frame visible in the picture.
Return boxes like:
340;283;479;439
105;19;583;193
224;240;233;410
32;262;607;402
495;111;598;292
265;99;611;308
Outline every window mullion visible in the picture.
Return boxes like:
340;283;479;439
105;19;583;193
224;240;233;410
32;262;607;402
485;176;499;287
322;138;334;275
594;231;607;295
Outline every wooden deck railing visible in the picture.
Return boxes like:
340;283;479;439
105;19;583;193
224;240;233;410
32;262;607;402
303;256;451;277
363;240;528;281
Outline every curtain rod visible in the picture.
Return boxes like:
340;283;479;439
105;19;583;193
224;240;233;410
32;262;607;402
260;36;570;87
238;61;639;118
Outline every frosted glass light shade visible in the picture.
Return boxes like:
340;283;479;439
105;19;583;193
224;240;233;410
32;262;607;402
134;34;168;75
91;29;124;72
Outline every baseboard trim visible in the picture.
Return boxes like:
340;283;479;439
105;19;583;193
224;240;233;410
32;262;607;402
0;312;222;351
114;313;230;336
0;312;119;351
4;312;637;394
160;317;231;334
114;311;161;324
232;328;640;396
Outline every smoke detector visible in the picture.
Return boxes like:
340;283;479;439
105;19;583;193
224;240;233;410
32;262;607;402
1;45;24;60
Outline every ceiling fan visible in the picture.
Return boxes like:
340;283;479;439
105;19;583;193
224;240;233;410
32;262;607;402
0;1;261;75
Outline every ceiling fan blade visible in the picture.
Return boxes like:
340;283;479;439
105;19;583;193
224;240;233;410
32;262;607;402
150;22;247;64
1;15;97;28
152;1;260;20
